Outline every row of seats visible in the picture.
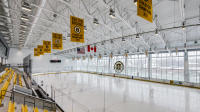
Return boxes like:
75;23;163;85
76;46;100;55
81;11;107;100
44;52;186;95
8;101;15;112
18;74;23;87
13;73;23;87
21;104;28;112
13;73;17;85
33;107;48;112
8;102;49;112
3;69;49;112
0;69;11;84
0;68;14;105
21;104;49;112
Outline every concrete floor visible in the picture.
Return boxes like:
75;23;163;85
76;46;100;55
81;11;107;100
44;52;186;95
33;72;200;112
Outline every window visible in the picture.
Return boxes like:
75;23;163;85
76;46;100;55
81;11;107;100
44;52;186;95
188;50;200;83
152;52;184;81
73;50;200;84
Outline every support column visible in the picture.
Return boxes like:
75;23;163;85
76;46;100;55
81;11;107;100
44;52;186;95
108;57;111;73
96;58;98;73
184;51;189;82
87;58;89;72
125;56;128;75
148;54;152;79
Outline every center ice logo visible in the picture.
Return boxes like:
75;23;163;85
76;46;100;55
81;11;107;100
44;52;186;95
114;61;124;73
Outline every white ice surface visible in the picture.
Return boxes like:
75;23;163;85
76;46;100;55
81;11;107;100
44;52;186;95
33;73;200;112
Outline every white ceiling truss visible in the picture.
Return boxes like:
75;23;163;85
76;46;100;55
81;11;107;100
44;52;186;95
1;0;200;57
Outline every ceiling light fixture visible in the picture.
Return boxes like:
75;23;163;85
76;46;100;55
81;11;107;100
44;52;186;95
19;40;24;43
20;24;27;28
19;32;26;35
1;31;9;33
21;16;29;21
22;6;32;12
22;2;32;12
21;30;26;33
109;8;116;18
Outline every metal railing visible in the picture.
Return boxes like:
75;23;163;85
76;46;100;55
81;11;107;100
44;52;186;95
14;90;57;111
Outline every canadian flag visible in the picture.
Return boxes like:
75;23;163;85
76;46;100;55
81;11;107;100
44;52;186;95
87;45;96;52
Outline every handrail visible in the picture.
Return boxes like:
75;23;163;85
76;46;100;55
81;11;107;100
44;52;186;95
14;90;56;111
36;84;65;112
14;90;55;103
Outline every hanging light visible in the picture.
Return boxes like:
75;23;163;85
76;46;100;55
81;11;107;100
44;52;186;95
101;41;104;45
184;43;187;52
122;37;125;41
67;33;70;38
155;29;159;35
137;48;139;52
109;8;116;18
136;34;139;38
84;26;87;31
118;51;120;54
182;21;185;30
134;0;137;6
93;18;99;25
99;54;102;59
110;39;114;44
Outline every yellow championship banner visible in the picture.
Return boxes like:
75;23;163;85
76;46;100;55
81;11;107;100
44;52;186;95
137;0;153;23
34;48;39;56
37;45;44;55
52;33;63;50
70;16;84;43
43;40;51;53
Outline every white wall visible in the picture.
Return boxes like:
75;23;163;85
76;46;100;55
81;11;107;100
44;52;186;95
32;54;72;73
7;47;73;73
8;48;33;66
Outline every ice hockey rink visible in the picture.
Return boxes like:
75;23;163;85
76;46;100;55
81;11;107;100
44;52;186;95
1;0;200;112
33;72;200;112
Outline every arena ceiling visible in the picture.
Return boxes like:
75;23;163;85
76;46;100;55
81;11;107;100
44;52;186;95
1;0;200;57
